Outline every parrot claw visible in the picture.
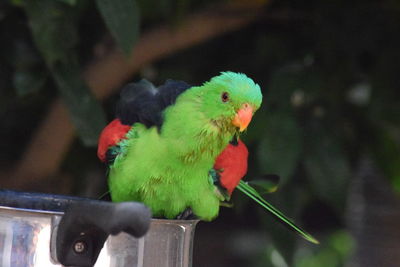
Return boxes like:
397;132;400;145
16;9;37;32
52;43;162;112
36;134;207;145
209;168;230;201
214;186;230;201
176;208;197;220
220;201;234;208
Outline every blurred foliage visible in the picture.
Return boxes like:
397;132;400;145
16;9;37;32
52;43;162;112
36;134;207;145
1;0;400;266
21;0;107;146
295;230;354;267
250;230;353;267
96;0;139;55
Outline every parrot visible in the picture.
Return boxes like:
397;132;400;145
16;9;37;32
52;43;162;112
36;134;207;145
98;71;318;244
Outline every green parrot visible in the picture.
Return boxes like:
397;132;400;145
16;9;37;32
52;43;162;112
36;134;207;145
98;72;318;244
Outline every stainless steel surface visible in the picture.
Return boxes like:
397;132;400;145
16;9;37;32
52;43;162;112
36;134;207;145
0;206;198;267
96;219;198;267
0;207;60;267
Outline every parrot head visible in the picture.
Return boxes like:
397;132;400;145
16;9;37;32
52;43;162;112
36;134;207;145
198;71;262;133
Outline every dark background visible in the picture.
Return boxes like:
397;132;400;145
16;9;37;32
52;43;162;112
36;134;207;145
1;0;399;266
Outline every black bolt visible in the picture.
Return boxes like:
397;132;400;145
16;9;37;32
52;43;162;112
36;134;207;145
73;241;87;254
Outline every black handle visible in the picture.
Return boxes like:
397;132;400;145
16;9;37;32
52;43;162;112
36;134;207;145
56;201;151;267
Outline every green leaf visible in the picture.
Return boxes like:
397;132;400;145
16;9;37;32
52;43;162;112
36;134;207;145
24;0;107;146
258;113;302;185
11;0;24;6
56;0;77;5
12;40;48;96
303;124;350;211
96;0;140;55
13;69;47;96
295;230;354;267
370;127;400;193
51;60;107;146
13;0;77;5
24;1;79;65
248;174;280;194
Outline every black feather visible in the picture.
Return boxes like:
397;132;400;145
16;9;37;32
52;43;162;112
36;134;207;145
116;79;191;130
157;80;192;108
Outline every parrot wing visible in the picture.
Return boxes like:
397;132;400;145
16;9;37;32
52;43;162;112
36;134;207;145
212;135;248;198
98;79;192;166
117;79;191;129
97;118;132;164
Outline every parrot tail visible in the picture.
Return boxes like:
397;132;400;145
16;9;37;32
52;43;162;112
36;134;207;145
236;181;319;244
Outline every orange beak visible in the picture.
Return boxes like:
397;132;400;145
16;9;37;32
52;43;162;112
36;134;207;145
232;103;253;132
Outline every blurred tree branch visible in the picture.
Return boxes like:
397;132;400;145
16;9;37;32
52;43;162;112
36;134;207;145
4;2;267;190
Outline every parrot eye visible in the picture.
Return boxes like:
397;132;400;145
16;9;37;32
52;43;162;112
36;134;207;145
221;92;229;102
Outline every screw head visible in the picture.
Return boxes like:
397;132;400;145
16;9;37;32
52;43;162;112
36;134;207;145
73;241;87;254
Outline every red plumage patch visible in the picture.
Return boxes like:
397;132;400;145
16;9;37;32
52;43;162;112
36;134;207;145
97;119;132;162
213;139;248;194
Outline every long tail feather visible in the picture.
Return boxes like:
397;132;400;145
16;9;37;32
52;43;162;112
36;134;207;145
237;181;319;244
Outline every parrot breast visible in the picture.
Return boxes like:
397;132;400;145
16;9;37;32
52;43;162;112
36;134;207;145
97;79;191;166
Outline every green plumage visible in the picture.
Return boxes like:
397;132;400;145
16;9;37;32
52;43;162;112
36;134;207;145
108;72;262;221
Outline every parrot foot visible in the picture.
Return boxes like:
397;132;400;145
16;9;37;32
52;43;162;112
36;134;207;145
176;208;197;220
209;168;221;184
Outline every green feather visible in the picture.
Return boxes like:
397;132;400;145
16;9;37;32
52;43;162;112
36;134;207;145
237;181;319;244
108;72;262;221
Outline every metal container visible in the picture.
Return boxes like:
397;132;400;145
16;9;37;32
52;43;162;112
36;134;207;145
0;191;198;267
96;219;198;267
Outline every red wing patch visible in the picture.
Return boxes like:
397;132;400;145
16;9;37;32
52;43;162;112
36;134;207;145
97;119;132;162
213;139;248;194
